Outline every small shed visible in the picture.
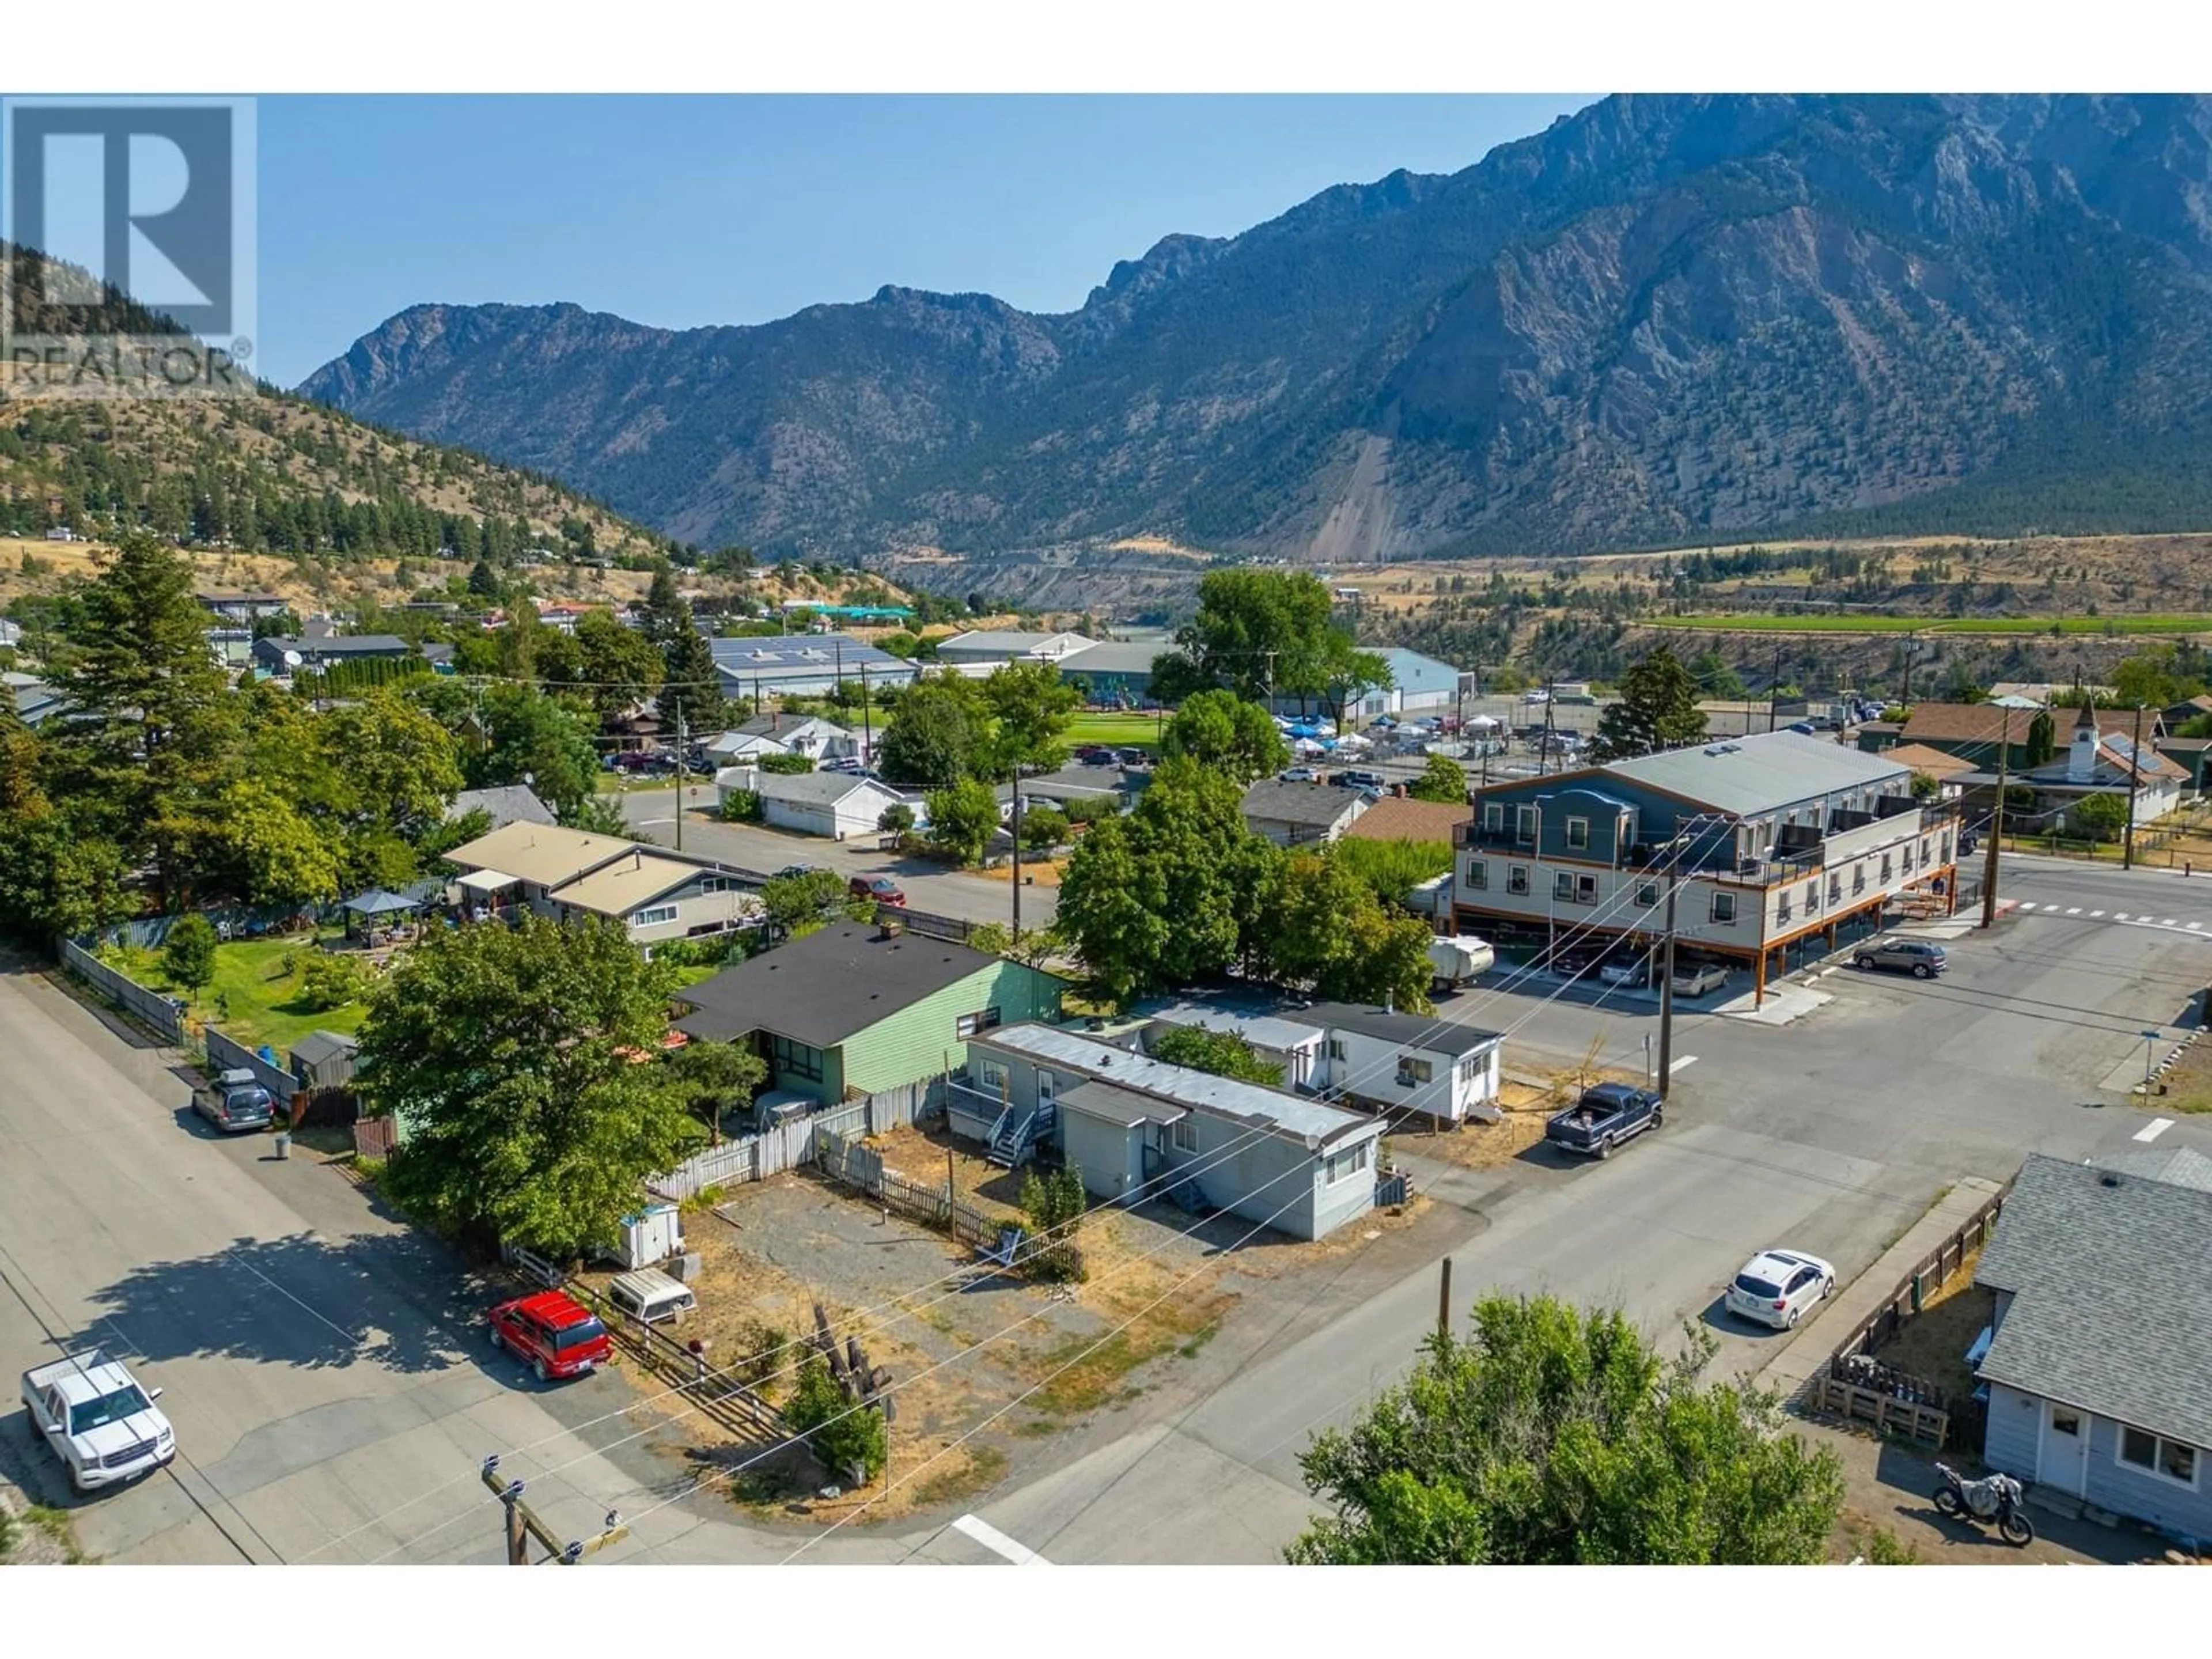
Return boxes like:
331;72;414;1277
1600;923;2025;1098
342;887;423;940
290;1029;360;1091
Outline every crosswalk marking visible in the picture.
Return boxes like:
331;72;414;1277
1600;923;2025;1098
2116;912;2131;921
2164;918;2179;926
1669;1055;1698;1073
2134;1117;2176;1144
951;1514;1049;1565
2090;910;2105;918
2065;907;2081;915
2018;901;2038;910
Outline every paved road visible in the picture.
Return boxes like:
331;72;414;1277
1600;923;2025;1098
614;789;1052;931
6;851;2207;1565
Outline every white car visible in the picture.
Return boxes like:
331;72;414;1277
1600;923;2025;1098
1726;1249;1838;1331
1524;689;1550;704
20;1349;176;1492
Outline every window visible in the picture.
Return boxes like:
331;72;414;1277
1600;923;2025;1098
1804;880;1819;911
1901;844;1915;874
1325;1037;1346;1062
1942;832;1953;862
1637;882;1658;908
2119;1425;2199;1486
1777;896;1793;925
1853;866;1867;895
772;1035;824;1082
1465;859;1488;891
1710;892;1737;925
1396;1056;1434;1086
1554;870;1575;900
1575;874;1597;903
1324;1141;1371;1184
978;1057;1008;1092
1565;816;1589;849
698;876;732;894
1507;865;1531;896
1827;874;1842;904
1036;1069;1058;1104
1482;802;1503;833
955;1007;1002;1040
631;903;679;928
1921;839;1931;866
1515;805;1537;843
1881;854;1894;881
2050;1410;2081;1439
1171;1115;1198;1153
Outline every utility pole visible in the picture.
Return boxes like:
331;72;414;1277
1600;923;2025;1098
1981;708;2011;929
859;661;872;768
1543;678;1557;774
1437;1256;1453;1339
1656;831;1684;1099
1010;767;1024;935
674;702;685;853
1768;643;1783;733
2124;702;2145;870
482;1456;625;1566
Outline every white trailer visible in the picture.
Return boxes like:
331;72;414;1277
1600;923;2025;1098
1427;934;1495;992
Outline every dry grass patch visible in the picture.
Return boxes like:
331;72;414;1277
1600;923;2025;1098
1867;1255;1991;1404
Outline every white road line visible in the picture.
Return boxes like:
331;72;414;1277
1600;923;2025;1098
2065;907;2081;915
2018;902;2038;910
2134;1117;2177;1144
950;1513;1049;1565
2089;910;2105;918
2164;918;2180;927
1669;1055;1698;1073
2115;912;2131;921
2191;923;2205;931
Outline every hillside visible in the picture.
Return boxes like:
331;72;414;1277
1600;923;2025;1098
302;93;2212;599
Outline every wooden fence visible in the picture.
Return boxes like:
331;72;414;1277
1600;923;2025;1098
56;938;187;1044
816;1125;1005;1253
646;1077;941;1200
1811;1183;2010;1450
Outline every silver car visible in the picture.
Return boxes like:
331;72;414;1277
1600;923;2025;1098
196;1069;274;1134
1854;937;1947;979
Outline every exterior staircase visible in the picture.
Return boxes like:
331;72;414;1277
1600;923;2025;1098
986;1101;1056;1169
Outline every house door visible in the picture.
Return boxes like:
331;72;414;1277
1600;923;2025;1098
1036;1069;1056;1107
2036;1401;2090;1497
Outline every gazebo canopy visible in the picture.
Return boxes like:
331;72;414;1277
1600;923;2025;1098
342;888;422;917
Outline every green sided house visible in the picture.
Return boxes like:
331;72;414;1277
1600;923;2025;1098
672;921;1067;1107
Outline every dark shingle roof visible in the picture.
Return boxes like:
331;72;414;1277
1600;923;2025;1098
1302;1002;1505;1059
1240;779;1362;828
448;785;556;829
674;925;1003;1048
289;1030;358;1067
1974;1154;2212;1449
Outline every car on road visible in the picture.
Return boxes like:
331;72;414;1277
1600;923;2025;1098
1331;768;1389;791
21;1349;176;1493
1854;937;1948;978
195;1067;274;1134
1725;1248;1837;1330
1074;746;1118;767
1544;1082;1664;1160
1785;721;1818;736
1524;688;1550;704
775;863;832;882
487;1290;612;1382
849;874;907;906
1279;765;1319;783
1669;962;1732;998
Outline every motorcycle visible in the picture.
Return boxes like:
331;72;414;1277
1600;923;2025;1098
1933;1462;2035;1545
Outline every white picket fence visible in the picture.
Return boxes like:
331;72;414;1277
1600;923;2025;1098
647;1077;941;1199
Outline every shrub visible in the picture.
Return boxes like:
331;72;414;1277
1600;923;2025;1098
161;915;219;997
720;789;763;823
757;752;815;775
786;1355;888;1482
1018;1165;1089;1283
296;951;369;1011
1019;805;1069;849
878;802;915;834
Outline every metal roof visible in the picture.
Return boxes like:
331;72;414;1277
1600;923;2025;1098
976;1023;1375;1147
1139;1001;1325;1054
552;851;709;918
1600;731;1910;816
442;821;636;889
1057;640;1166;676
1974;1154;2212;1450
752;771;904;806
1240;778;1365;827
1300;1002;1505;1059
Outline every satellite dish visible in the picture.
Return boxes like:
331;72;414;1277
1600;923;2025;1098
282;650;303;668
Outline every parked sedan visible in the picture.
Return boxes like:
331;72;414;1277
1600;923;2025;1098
1598;956;1654;989
849;874;907;906
1853;937;1947;978
487;1291;612;1382
1278;766;1320;783
1725;1249;1838;1331
1669;963;1731;998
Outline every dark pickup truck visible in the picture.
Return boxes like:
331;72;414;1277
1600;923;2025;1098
1544;1082;1664;1160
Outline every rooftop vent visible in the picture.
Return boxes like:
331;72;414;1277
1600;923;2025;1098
2100;1173;2122;1189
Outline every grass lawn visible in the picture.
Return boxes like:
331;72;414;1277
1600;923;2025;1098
1066;711;1164;751
102;934;371;1052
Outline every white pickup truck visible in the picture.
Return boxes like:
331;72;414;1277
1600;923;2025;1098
20;1349;176;1492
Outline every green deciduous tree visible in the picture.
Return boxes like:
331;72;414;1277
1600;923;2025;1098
760;868;849;937
470;683;603;822
665;1039;767;1144
1287;1296;1846;1565
926;776;1002;866
213;779;344;908
1687;647;1748;701
980;660;1079;780
161;913;218;998
2070;791;2128;842
0;810;132;941
1152;569;1353;709
1262;854;1434;1012
356;915;698;1257
1017;1164;1089;1283
876;676;985;788
1150;1024;1283;1085
1589;647;1708;763
1330;835;1453;910
1406;752;1469;804
1161;689;1290;784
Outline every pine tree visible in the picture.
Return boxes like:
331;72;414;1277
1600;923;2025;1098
1589;648;1708;762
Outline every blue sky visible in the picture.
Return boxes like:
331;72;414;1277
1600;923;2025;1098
257;94;1592;388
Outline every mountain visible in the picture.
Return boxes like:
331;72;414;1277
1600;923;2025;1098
301;94;2212;582
1;244;679;569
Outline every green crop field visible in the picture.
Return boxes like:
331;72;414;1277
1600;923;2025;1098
1643;613;2212;637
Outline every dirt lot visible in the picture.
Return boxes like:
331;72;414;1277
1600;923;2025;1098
615;1120;1441;1528
1867;1256;1991;1405
2148;1031;2212;1115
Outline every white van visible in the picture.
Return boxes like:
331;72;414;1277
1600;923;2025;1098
606;1268;696;1328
